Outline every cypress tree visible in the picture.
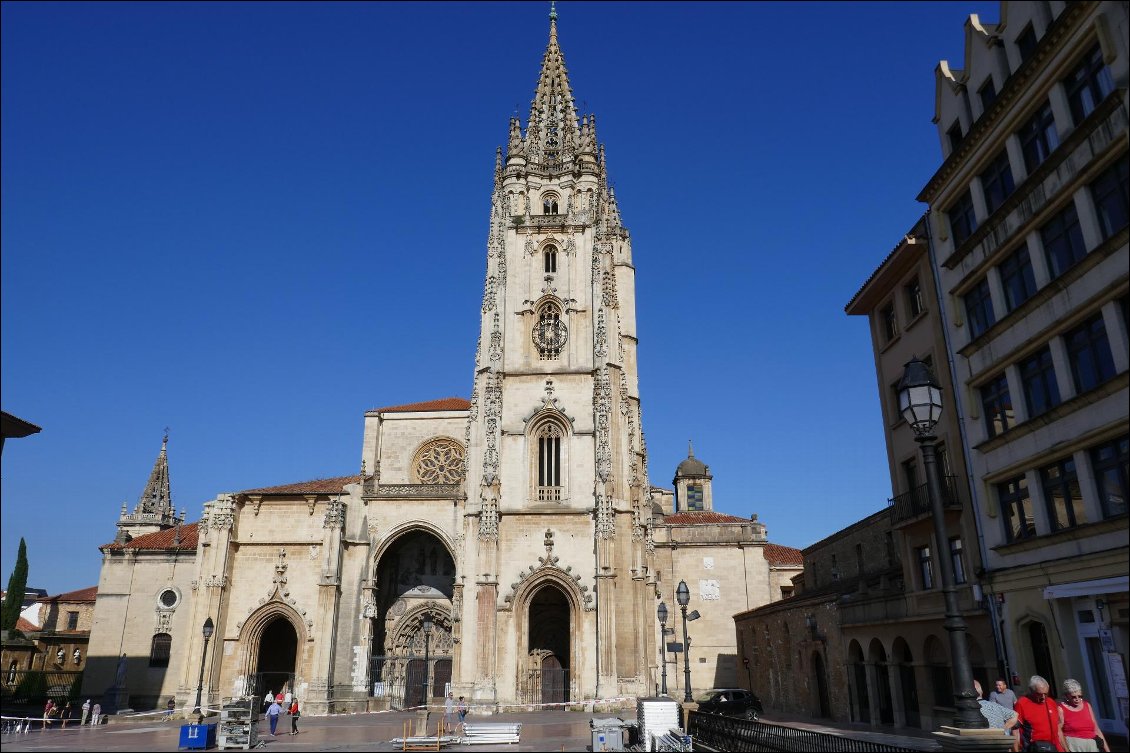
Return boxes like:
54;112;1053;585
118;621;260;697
1;537;29;633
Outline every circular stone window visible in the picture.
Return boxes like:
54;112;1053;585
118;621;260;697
158;589;179;609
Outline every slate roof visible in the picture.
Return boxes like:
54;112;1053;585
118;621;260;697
37;586;97;603
103;522;199;552
764;543;804;567
370;397;471;413
240;475;361;495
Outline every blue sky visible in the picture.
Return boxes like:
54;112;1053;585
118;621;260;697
1;1;1000;594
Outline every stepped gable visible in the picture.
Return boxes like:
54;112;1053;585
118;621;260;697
103;522;198;551
764;543;803;567
240;475;361;495
370;397;471;414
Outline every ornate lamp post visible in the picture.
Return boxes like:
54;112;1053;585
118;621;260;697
421;613;433;708
657;602;669;696
192;617;215;724
897;357;986;729
676;581;693;703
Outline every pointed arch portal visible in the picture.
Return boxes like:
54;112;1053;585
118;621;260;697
524;583;571;705
255;617;298;700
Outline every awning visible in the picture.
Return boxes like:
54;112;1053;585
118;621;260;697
1043;576;1129;600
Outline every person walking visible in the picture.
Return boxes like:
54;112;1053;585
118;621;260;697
992;678;1019;711
1013;675;1064;752
42;699;55;729
974;680;1018;733
80;699;91;726
444;692;457;733
164;697;176;720
263;689;274;714
60;702;72;729
288;698;300;735
91;702;101;726
458;696;468;731
1058;679;1109;752
265;698;282;737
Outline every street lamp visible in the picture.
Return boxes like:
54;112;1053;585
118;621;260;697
193;617;215;724
421;613;433;708
657;602;669;696
676;581;694;703
898;357;986;729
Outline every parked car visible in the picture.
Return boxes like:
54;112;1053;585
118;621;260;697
695;688;763;720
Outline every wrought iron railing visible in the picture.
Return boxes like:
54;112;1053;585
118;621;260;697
368;655;452;710
0;670;83;705
888;476;963;525
517;667;569;706
688;712;917;752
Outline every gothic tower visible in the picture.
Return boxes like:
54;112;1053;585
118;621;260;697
115;433;182;542
460;7;654;703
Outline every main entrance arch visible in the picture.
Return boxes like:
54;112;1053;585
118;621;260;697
256;618;298;699
523;583;571;705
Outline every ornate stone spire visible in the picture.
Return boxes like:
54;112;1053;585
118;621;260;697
135;432;173;516
525;4;579;165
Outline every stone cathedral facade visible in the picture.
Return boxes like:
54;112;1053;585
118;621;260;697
84;11;800;715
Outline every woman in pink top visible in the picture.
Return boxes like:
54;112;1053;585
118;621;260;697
1058;679;1109;752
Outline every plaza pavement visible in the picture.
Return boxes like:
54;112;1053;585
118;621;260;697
0;707;948;751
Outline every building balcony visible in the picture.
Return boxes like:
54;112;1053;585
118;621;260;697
888;475;964;527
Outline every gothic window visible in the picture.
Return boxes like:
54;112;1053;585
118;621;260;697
544;245;558;274
150;633;172;668
411;438;466;485
533;300;567;360
532;420;567;502
542;193;559;215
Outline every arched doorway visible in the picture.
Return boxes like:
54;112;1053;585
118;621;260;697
848;640;868;723
524;584;570;705
256;618;298;700
893;638;920;728
924;635;952;709
812;651;831;718
868;638;894;725
1027;622;1057;697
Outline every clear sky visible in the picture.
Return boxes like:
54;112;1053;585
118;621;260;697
1;1;1000;594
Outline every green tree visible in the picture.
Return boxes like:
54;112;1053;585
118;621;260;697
1;537;29;633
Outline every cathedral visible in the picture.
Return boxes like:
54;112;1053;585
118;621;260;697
84;9;800;715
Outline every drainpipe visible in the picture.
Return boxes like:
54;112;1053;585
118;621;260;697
922;208;1012;682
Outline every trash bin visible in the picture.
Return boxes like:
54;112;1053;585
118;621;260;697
178;722;217;750
590;717;625;752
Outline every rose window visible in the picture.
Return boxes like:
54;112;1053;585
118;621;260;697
413;439;466;484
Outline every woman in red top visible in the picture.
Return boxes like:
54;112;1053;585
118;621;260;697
1012;675;1064;752
1058;679;1108;752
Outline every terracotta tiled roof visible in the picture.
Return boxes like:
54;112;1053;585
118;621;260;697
15;616;39;633
104;522;199;552
765;543;804;568
661;511;751;525
241;475;361;495
38;586;97;603
371;397;470;413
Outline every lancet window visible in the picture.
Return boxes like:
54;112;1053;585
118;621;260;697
544;245;558;274
535;422;565;502
543;193;559;215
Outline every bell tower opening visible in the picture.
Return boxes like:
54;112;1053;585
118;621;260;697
255;617;298;699
525;584;570;704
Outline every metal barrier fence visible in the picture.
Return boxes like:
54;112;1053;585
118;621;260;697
688;712;916;752
369;656;452;709
0;670;84;705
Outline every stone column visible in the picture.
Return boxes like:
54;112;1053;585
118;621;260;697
887;661;907;728
865;662;880;727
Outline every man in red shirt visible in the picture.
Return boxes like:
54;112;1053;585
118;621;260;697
1012;675;1064;752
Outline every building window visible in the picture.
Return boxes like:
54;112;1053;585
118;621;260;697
1018;101;1059;174
1090;159;1130;240
916;546;934;590
949;537;966;585
980;373;1013;438
1065;313;1116;394
964;278;995;339
947;121;964;152
65;611;79;631
685;483;704;511
1015;24;1038;62
905;277;924;319
149;633;172;668
999;244;1037;312
902;458;919;493
1090;436;1129;519
884;531;895;567
879;303;897;343
1041;457;1085;531
535;422;563;502
1040;203;1086;280
543;244;558;274
980;151;1016;215
1064;45;1114;125
542;194;559;215
855;543;865;578
948;190;978;246
978;78;997;112
998;475;1035;542
1019;346;1061;419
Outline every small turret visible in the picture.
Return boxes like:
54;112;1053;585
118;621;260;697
673;441;713;512
115;432;179;540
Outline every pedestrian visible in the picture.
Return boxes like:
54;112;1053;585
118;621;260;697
458;696;468;728
91;702;101;726
1058;679;1109;752
165;697;176;720
974;680;1018;733
992;678;1019;711
61;702;72;729
443;692;457;733
81;699;91;726
42;699;55;729
263;689;274;713
284;688;293;708
1013;675;1064;752
265;698;282;736
288;698;300;735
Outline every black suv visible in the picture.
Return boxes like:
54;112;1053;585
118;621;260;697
694;688;763;721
